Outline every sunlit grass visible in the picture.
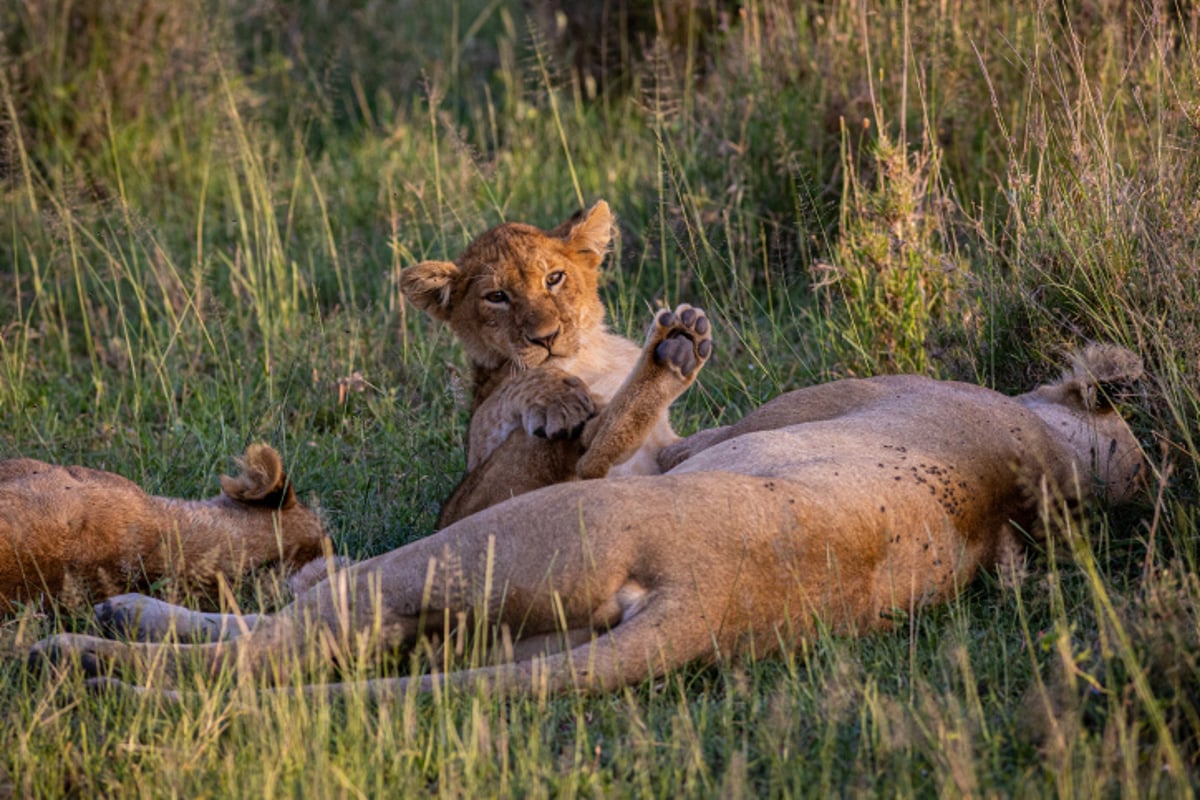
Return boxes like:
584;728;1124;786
2;0;1199;794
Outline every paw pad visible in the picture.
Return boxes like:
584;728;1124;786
651;303;713;379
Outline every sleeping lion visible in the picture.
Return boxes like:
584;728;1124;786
31;342;1146;699
1;444;328;612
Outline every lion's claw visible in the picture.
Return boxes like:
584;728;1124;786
521;374;596;440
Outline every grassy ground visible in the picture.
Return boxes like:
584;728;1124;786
3;0;1200;794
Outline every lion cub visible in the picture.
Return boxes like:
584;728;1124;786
401;200;711;526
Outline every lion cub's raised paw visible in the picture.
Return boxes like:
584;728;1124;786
573;304;712;480
649;304;713;381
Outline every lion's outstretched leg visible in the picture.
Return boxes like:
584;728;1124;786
28;601;323;683
85;594;716;702
93;556;349;642
94;594;265;642
577;304;712;479
32;560;429;685
32;605;415;686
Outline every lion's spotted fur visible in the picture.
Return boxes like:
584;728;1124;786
0;444;329;610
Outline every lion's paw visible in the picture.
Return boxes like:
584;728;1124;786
520;373;597;440
28;633;105;677
96;593;182;641
650;304;713;380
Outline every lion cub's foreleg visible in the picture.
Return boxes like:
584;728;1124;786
576;304;712;480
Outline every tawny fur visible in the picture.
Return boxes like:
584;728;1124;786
34;345;1147;700
400;200;711;526
0;444;328;611
439;301;713;522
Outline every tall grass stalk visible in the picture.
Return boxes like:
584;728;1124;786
3;0;1200;794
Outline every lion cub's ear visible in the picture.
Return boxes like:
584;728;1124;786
220;443;297;509
400;260;460;320
557;200;613;263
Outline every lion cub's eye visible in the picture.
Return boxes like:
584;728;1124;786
483;290;509;305
545;271;565;289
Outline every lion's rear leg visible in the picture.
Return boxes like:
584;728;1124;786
77;589;719;701
269;595;714;700
31;608;428;686
93;556;348;642
29;616;302;684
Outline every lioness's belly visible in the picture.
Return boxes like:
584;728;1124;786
662;424;1017;633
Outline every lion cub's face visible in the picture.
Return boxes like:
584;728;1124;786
401;201;614;371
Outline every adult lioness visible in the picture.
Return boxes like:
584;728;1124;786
33;345;1146;699
400;200;712;526
0;444;328;612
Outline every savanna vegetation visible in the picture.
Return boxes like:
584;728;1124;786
2;0;1200;794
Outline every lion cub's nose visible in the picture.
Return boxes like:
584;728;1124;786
527;328;560;351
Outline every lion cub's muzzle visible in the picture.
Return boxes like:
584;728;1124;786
525;327;560;353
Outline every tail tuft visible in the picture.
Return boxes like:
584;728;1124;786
219;443;295;508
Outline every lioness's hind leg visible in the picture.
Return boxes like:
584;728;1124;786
100;596;715;701
29;622;292;684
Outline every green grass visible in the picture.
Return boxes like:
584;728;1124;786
3;0;1200;794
